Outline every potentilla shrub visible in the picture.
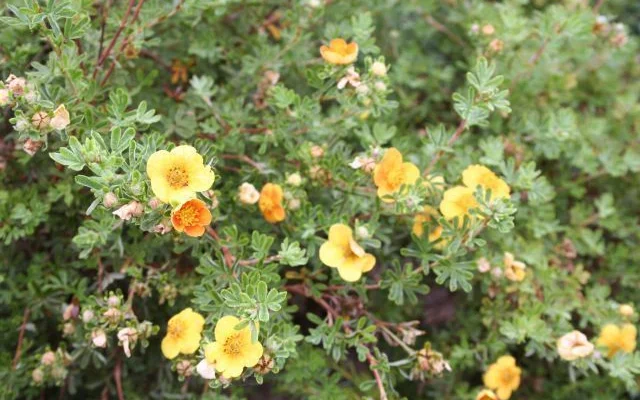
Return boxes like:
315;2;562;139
0;0;639;399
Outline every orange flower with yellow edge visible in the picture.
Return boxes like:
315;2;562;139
161;308;205;359
320;38;358;65
412;206;445;248
596;323;637;358
476;389;498;400
259;183;286;223
319;223;376;282
483;355;521;400
373;148;420;202
146;145;215;205
171;198;212;237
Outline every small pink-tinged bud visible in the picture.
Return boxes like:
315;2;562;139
41;351;56;366
92;330;107;348
0;89;9;106
63;322;75;336
286;173;302;187
49;104;70;130
374;81;387;92
31;111;51;131
32;368;44;384
117;327;138;358
310;145;324;158
153;220;172;234
82;310;94;323
22;139;43;156
287;198;301;210
176;360;194;377
6;75;26;96
103;192;118;208
107;295;120;307
62;304;79;321
103;308;122;324
238;183;260;205
148;197;162;210
371;61;387;77
477;257;491;273
481;24;495;36
112;201;143;220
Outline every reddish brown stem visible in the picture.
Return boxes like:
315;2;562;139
94;0;136;78
97;257;105;293
114;355;124;400
221;154;263;171
205;226;235;269
12;307;31;370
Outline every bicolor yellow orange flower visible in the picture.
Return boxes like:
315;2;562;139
320;38;358;65
161;308;205;359
203;316;263;379
503;252;526;282
146;145;215;204
557;330;594;361
439;186;477;220
258;183;286;223
462;165;510;200
412;206;445;248
373;148;420;202
476;389;498;400
171;198;212;237
596;323;637;358
319;224;375;282
483;355;521;400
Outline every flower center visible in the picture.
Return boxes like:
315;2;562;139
456;194;477;212
500;369;515;386
386;167;405;189
175;204;199;227
223;333;244;357
168;320;184;339
166;166;189;188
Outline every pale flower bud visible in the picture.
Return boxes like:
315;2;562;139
22;139;43;156
238;182;260;204
477;257;491;273
15;118;29;132
489;39;504;53
557;330;594;361
356;226;370;239
63;322;75;336
253;354;275;375
0;89;9;106
41;351;56;366
153;220;172;234
107;295;121;307
31;111;51;131
148;197;162;210
117;327;138;358
112;201;144;220
103;192;118;208
374;81;387;92
310;145;324;158
356;84;370;95
82;310;94;323
196;359;216;379
32;368;44;384
371;61;387;77
481;24;495;36
103;308;122;324
92;330;107;348
619;304;634;317
286;173;302;187
62;304;79;321
24;88;38;103
7;75;26;96
287;198;301;210
49;105;70;130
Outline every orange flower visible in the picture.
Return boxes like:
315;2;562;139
373;148;420;202
171;199;212;237
259;183;286;223
320;38;358;65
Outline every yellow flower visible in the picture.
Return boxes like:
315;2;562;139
412;206;445;248
259;183;286;223
476;389;498;400
203;316;264;379
596;323;637;358
462;165;510;201
319;223;376;282
320;38;358;65
146;145;215;204
556;330;594;361
373;148;420;202
483;355;521;400
439;186;478;220
503;252;526;282
161;308;205;359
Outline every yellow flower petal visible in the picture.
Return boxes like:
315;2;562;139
161;336;180;359
244;341;264;367
401;162;420;185
215;315;241;342
327;224;353;248
440;186;477;220
337;263;364;282
319;241;346;268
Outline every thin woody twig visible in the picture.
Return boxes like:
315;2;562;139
94;0;136;78
12;307;31;370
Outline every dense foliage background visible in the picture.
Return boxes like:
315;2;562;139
1;0;639;399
